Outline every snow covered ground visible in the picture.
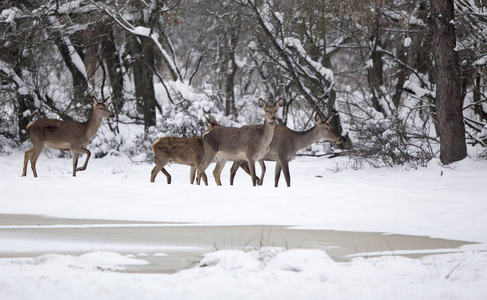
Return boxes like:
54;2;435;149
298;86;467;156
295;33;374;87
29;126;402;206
1;148;487;299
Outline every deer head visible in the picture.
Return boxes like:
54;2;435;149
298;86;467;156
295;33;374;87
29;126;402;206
92;96;115;120
316;113;342;144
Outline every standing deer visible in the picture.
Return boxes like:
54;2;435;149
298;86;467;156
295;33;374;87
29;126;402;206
22;96;114;177
150;116;220;185
196;98;283;186
230;113;342;187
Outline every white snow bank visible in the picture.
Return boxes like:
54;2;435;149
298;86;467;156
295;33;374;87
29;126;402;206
0;251;147;273
0;249;486;300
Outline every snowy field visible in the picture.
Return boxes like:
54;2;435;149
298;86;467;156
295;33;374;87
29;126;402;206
1;148;487;299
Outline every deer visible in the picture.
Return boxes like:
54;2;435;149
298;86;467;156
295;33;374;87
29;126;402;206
196;98;283;186
229;113;342;187
150;116;220;185
22;96;114;177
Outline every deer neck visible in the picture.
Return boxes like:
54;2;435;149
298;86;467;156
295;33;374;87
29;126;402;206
294;125;320;150
263;119;276;142
84;110;103;140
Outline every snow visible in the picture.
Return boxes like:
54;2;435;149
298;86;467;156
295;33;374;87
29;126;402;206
0;248;486;300
403;36;412;48
1;8;19;23
133;26;151;36
404;79;434;98
1;148;487;299
473;55;487;67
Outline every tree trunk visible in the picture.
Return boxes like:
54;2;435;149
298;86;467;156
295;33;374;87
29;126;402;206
368;5;386;116
429;0;467;164
142;38;157;130
16;94;32;143
224;27;240;118
132;36;156;131
102;27;124;118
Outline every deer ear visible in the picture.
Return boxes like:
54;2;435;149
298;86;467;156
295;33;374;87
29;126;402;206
326;114;335;123
276;98;284;108
258;98;266;108
92;96;99;105
315;113;321;123
103;96;110;104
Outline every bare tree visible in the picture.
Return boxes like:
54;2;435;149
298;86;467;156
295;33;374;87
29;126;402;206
429;0;467;164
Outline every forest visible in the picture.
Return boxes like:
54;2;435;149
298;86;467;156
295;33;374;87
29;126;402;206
1;0;486;167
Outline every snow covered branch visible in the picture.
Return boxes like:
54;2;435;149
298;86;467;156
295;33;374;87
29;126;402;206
246;0;335;116
90;0;181;81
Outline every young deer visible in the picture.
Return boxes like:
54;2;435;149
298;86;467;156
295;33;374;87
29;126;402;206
22;96;114;177
196;98;283;186
150;116;220;185
230;113;342;187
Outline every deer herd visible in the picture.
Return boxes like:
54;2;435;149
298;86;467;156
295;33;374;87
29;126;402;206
22;96;342;187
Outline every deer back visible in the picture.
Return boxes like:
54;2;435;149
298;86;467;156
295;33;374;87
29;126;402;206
152;136;205;166
27;119;90;150
203;126;261;161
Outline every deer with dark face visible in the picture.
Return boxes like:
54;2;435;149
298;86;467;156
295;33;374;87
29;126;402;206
197;98;283;186
150;116;220;185
230;113;342;187
22;96;114;177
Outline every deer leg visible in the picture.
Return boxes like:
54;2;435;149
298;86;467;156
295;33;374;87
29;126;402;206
190;166;208;185
239;161;251;176
247;158;257;186
229;161;242;186
196;170;202;185
22;148;34;177
75;148;91;172
161;168;171;184
190;166;196;184
257;160;266;186
151;157;168;183
150;166;161;183
29;148;43;178
202;172;208;186
196;159;210;185
274;161;282;187
197;148;216;185
212;158;226;186
281;160;291;187
72;152;80;177
237;161;261;185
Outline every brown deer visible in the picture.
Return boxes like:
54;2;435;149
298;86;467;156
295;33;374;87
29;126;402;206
22;96;114;177
196;98;283;186
150;116;220;185
229;113;342;187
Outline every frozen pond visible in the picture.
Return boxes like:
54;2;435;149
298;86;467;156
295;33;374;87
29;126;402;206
0;214;474;274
